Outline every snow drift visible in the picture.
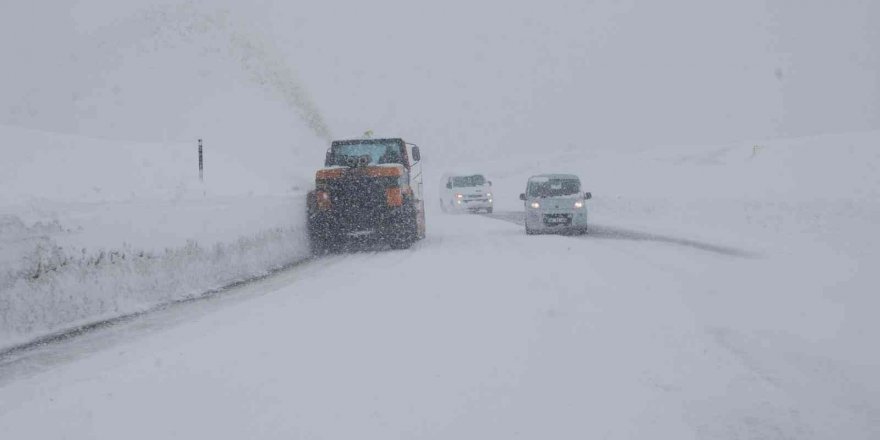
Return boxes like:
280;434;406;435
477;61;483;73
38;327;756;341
0;125;313;350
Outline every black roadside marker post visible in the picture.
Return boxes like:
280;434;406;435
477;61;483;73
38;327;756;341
198;139;204;182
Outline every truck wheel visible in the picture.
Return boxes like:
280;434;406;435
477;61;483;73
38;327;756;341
525;226;536;235
308;216;340;255
307;216;321;255
389;211;418;250
308;229;325;255
389;224;416;249
308;229;330;255
309;236;326;255
389;238;412;250
486;207;493;214
389;230;414;249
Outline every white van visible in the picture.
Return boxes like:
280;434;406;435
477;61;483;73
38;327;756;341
519;174;591;234
439;173;494;213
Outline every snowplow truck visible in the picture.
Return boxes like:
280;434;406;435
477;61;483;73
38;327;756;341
307;138;426;253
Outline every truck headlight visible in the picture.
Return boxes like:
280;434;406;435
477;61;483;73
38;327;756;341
574;201;584;208
486;192;492;197
530;202;540;209
456;194;464;199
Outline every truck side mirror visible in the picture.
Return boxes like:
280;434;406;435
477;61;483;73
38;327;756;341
411;146;421;162
519;193;526;201
446;182;452;189
324;151;333;166
584;192;592;200
487;180;492;186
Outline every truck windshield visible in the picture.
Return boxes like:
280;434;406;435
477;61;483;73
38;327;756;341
328;141;402;166
452;175;485;187
528;178;580;197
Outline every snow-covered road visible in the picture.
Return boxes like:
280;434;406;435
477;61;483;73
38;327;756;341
486;210;754;257
1;208;876;439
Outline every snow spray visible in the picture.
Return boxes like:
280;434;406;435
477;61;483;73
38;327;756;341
136;3;333;140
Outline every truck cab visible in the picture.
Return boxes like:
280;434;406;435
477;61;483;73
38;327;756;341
439;173;494;213
307;138;425;252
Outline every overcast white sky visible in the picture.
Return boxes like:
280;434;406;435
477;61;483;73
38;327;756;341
1;0;877;164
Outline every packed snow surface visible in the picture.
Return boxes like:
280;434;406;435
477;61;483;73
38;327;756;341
2;1;878;436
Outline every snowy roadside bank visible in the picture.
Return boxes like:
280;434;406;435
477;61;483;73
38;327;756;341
0;125;316;350
0;203;311;352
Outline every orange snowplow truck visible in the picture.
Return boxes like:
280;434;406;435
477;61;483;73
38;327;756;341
306;138;426;253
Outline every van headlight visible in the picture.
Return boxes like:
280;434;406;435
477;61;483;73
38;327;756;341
530;202;540;209
574;201;584;208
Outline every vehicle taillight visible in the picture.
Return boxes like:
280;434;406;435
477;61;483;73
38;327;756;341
316;190;331;210
386;187;403;206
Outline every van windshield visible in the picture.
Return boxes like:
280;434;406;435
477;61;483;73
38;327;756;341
528;178;580;197
452;175;485;187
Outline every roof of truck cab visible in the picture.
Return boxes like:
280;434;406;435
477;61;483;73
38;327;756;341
528;174;580;181
331;138;404;144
